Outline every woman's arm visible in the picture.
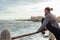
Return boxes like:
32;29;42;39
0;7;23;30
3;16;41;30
37;15;50;33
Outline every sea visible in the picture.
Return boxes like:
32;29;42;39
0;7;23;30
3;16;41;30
0;20;54;40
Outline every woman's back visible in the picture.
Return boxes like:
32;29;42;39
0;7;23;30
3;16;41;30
47;13;60;29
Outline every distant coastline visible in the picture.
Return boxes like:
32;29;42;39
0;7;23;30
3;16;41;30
15;19;40;22
15;16;60;22
15;16;43;22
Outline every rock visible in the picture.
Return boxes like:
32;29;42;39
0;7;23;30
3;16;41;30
49;32;56;40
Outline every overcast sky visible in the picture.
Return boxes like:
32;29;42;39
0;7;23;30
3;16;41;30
0;0;60;20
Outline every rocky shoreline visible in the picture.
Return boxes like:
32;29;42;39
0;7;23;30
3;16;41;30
15;16;60;22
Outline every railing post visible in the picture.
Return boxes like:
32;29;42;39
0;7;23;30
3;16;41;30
0;30;12;40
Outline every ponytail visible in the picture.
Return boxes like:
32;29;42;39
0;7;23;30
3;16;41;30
50;8;53;11
45;7;53;11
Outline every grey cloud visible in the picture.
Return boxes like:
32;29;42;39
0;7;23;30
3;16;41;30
0;0;52;11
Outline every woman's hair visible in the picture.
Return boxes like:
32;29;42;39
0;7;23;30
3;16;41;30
45;7;53;11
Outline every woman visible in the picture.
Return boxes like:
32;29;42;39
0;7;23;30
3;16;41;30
36;7;60;40
41;18;56;40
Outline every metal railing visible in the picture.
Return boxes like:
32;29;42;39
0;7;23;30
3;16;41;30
0;30;56;40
